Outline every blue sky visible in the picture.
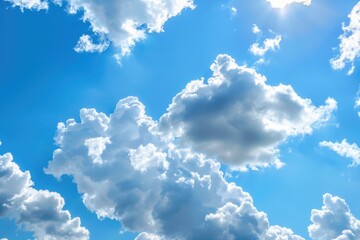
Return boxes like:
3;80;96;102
0;0;360;239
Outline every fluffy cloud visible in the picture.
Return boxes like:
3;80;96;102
309;193;360;240
0;151;89;240
4;0;194;61
266;0;311;9
330;2;360;75
320;139;360;167
159;54;337;170
45;95;305;239
4;0;48;11
66;0;194;60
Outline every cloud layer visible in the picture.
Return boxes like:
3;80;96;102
4;0;194;61
309;193;360;240
159;54;337;170
330;1;360;75
320;139;360;167
0;151;89;240
45;96;305;239
266;0;311;9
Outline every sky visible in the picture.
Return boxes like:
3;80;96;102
0;0;360;239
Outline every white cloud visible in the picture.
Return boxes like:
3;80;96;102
4;0;194;61
159;54;337;170
84;136;111;164
355;94;360;117
204;202;304;240
66;0;195;60
266;225;305;240
135;232;161;240
266;0;311;9
4;0;48;11
230;7;237;16
320;139;360;167
250;34;282;57
74;35;109;53
330;2;360;75
0;151;89;240
45;96;305;239
129;144;168;173
252;24;262;34
308;193;360;240
355;98;360;109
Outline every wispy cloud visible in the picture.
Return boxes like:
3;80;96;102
249;25;282;64
320;139;360;167
330;1;360;75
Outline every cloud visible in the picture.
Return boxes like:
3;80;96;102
45;96;305;239
320;139;360;167
249;25;281;65
4;0;194;61
330;2;360;75
266;0;311;9
355;93;360;117
159;54;337;170
230;7;237;16
252;24;262;34
4;0;48;11
66;0;195;60
249;27;282;58
250;35;281;57
74;35;109;53
308;193;360;240
0;151;89;240
135;232;161;240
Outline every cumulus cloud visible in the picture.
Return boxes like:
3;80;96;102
0;151;89;239
320;139;360;167
45;95;305;239
159;54;337;170
66;0;195;60
4;0;48;11
4;0;194;61
330;2;360;75
266;0;311;9
309;193;360;240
